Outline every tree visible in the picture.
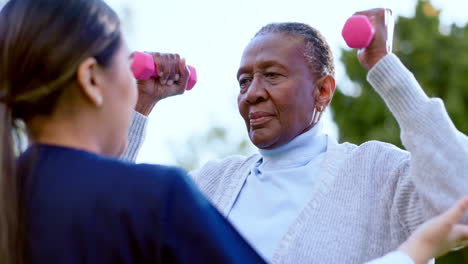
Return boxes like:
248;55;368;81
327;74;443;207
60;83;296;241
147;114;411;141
334;1;468;262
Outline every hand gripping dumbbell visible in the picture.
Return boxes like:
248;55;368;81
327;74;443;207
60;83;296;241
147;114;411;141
131;51;197;90
342;15;375;49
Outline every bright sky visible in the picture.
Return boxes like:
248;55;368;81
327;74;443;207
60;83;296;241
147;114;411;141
106;0;467;167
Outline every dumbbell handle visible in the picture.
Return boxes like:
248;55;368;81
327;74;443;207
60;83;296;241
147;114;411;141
131;51;197;90
342;15;375;49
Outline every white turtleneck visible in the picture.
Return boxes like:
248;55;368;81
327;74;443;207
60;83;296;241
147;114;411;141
227;122;328;260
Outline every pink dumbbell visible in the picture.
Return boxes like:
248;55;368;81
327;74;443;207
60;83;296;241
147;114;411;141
342;15;375;49
131;51;197;90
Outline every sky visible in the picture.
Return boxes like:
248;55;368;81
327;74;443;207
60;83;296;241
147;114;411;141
105;0;468;167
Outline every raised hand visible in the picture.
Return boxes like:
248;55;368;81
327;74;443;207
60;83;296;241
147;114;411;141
353;8;394;70
398;196;468;264
134;52;190;116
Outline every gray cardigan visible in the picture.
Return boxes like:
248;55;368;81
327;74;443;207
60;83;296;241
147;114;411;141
124;54;468;264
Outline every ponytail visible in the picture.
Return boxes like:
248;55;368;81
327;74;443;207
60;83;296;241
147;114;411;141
0;101;22;264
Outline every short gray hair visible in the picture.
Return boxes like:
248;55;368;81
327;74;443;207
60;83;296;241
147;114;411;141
254;22;335;78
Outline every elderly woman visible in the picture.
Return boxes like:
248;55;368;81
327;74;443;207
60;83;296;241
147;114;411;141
128;8;468;264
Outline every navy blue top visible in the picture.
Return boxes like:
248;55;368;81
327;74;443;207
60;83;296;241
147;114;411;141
18;145;264;264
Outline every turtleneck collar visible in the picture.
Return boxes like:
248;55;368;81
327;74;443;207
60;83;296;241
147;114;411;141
257;122;327;170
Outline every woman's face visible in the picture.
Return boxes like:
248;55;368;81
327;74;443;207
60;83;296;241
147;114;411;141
99;38;138;156
237;33;318;149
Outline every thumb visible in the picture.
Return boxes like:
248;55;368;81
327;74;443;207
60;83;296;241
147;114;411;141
178;58;190;89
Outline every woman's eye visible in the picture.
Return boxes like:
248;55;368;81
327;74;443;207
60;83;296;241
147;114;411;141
265;72;280;78
239;78;251;89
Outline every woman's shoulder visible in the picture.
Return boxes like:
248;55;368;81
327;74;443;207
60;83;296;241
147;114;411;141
98;158;190;192
80;159;196;218
20;144;194;206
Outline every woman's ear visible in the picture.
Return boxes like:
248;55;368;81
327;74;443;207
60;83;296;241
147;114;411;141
313;75;336;110
77;57;104;107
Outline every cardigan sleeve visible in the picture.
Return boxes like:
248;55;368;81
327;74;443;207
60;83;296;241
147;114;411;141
367;54;468;233
119;111;148;162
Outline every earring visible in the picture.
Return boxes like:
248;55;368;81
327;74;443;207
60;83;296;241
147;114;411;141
312;105;324;125
95;94;103;107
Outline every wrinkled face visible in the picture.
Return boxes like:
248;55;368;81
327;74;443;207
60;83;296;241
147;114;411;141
237;33;318;149
99;38;137;156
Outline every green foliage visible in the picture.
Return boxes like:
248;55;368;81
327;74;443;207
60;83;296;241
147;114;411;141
334;1;468;262
334;0;468;148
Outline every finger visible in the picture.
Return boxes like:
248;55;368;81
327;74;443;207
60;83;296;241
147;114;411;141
353;8;383;17
149;52;161;76
160;54;171;85
166;54;180;86
150;52;166;84
174;53;180;81
165;54;175;85
177;58;190;88
442;196;468;224
163;54;173;86
352;8;387;28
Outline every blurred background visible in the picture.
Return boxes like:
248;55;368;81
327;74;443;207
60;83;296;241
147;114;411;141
2;0;466;262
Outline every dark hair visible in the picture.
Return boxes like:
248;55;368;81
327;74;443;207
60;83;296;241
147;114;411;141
254;22;335;78
0;0;121;262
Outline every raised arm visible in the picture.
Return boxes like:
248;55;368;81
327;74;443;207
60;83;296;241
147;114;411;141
120;111;148;162
120;52;190;162
356;8;468;232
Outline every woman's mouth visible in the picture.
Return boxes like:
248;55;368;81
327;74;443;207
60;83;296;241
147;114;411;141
249;112;274;126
